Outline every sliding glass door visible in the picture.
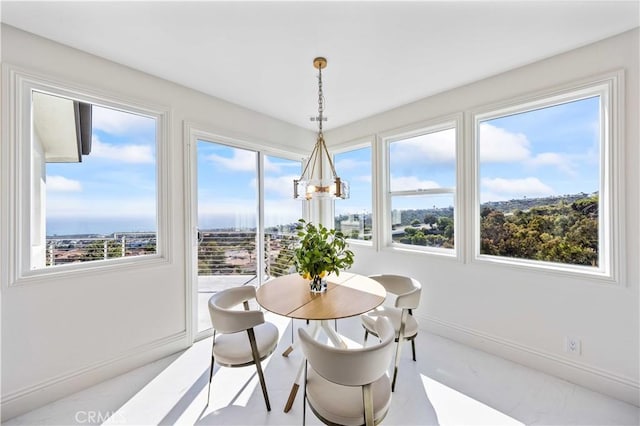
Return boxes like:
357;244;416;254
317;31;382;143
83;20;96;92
194;139;303;333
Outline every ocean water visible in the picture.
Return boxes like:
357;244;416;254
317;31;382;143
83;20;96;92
46;217;157;237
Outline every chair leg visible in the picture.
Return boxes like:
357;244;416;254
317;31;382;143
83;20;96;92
362;383;374;426
391;341;402;392
392;309;409;392
207;333;216;403
411;338;416;362
409;309;416;361
303;361;308;426
247;328;271;411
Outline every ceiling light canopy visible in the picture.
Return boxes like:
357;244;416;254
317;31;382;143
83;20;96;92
294;57;349;201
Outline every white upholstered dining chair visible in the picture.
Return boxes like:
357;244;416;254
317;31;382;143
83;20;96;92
298;316;396;426
361;274;422;391
207;285;279;411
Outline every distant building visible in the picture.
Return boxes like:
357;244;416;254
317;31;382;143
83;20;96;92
340;215;364;238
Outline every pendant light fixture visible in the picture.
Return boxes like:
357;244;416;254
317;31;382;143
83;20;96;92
293;57;349;200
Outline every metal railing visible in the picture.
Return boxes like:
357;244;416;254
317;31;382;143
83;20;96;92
46;233;157;266
45;230;299;278
197;230;298;279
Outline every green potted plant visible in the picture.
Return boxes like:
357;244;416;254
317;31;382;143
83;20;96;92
293;219;354;292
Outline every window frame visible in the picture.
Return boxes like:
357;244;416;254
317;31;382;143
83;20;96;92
331;137;375;247
469;71;624;283
4;66;171;285
379;114;464;259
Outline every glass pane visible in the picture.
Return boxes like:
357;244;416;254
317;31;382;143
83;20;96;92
389;128;456;192
334;146;372;241
196;141;258;332
264;154;302;281
478;96;600;267
41;100;157;268
391;194;455;249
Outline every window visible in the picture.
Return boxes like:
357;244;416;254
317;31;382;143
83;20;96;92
386;123;457;253
474;79;618;277
334;144;373;242
25;88;162;273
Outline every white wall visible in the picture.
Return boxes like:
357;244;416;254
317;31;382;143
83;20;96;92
0;25;313;420
326;29;639;405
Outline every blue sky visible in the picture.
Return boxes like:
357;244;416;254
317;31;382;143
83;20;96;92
197;141;302;230
479;96;600;203
334;96;599;215
46;106;157;235
334;146;372;217
46;96;599;235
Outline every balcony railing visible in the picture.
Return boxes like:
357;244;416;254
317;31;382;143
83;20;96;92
46;233;157;266
45;230;299;280
197;230;298;279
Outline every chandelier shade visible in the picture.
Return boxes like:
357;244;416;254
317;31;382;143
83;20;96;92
293;57;349;200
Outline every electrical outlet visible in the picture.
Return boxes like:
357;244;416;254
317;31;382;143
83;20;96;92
565;336;581;355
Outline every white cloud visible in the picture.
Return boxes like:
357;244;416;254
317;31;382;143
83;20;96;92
264;175;299;198
262;156;281;172
479;123;531;163
91;137;154;164
335;158;369;171
208;149;255;171
529;152;576;177
206;149;288;173
355;174;372;183
391;128;456;165
481;123;581;177
92;106;155;135
481;177;554;198
47;175;82;192
390;175;441;192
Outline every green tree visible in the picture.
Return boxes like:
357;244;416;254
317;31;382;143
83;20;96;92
573;196;598;216
404;226;418;236
479;196;599;267
424;214;437;226
411;230;427;245
437;217;454;239
85;240;123;260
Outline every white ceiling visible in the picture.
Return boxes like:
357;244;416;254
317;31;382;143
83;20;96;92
2;1;638;130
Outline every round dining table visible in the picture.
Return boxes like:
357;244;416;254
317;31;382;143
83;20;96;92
256;272;386;412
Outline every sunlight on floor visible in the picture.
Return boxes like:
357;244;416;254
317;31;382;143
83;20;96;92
104;313;293;425
102;315;528;425
421;374;524;426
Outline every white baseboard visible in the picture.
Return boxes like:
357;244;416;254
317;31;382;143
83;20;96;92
1;331;189;421
421;314;640;407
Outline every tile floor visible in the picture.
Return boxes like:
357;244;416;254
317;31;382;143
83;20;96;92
5;314;639;425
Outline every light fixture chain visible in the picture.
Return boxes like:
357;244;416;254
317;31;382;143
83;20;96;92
317;65;324;134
